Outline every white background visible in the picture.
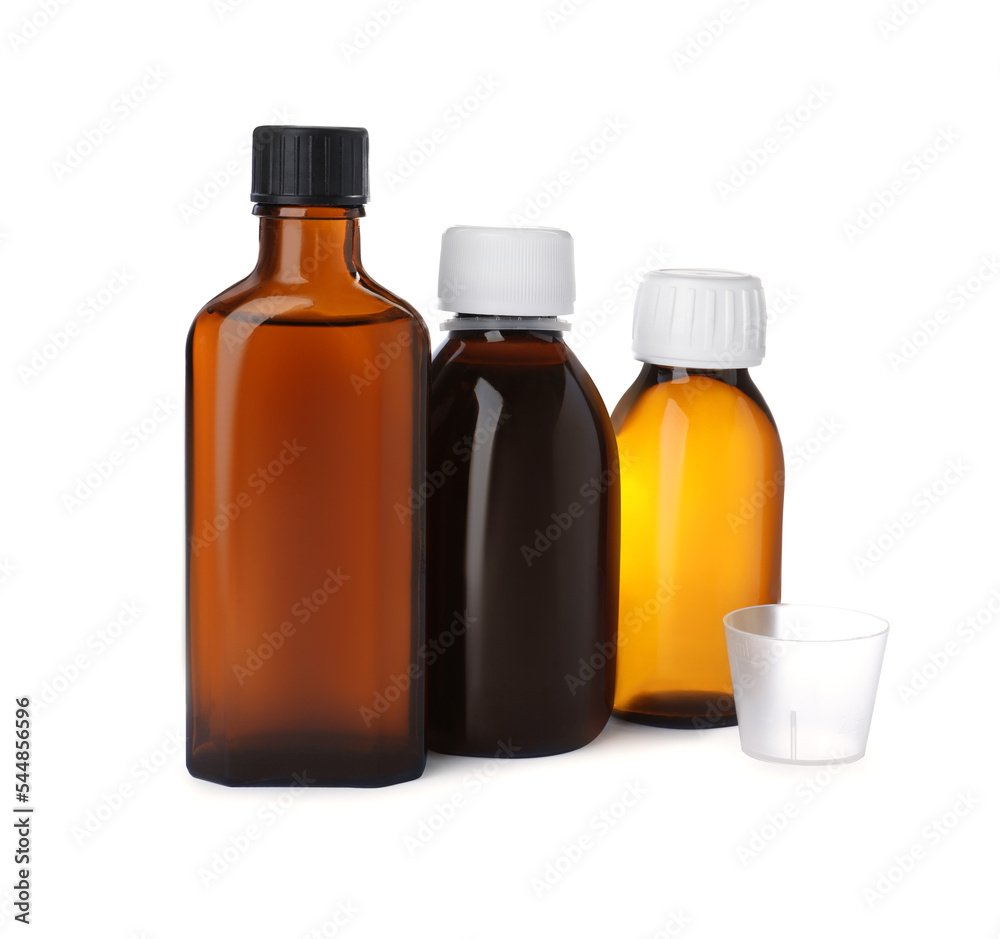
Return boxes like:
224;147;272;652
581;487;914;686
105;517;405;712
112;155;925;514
2;0;998;935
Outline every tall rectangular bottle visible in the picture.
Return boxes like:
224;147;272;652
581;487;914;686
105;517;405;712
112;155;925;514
186;126;428;786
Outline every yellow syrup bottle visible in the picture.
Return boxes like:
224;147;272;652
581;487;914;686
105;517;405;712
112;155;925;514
612;269;783;729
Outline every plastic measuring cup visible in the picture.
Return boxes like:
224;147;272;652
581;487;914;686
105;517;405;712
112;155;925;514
723;604;889;765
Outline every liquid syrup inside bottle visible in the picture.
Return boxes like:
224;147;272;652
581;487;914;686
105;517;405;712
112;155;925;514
426;328;619;757
187;192;428;786
612;366;783;728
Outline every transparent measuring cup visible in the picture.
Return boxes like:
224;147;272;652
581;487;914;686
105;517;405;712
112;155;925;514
723;604;889;765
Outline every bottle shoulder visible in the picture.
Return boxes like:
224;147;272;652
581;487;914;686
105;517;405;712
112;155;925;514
191;269;429;342
429;333;615;455
615;370;781;449
431;331;599;379
431;334;602;399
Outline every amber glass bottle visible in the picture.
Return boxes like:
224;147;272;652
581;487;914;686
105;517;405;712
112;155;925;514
612;270;783;729
186;126;428;786
426;226;619;757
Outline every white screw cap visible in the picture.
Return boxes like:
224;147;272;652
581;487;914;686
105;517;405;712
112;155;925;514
438;226;575;318
632;269;767;368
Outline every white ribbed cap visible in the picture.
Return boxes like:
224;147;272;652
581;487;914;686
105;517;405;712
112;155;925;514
632;269;767;368
438;226;575;317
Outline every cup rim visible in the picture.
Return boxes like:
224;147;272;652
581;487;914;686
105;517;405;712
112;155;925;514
723;602;890;644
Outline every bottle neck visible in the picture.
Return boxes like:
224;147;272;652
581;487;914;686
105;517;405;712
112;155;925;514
644;361;747;386
252;204;365;283
442;314;570;333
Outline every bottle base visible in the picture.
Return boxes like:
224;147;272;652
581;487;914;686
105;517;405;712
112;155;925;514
613;691;737;729
187;736;425;788
427;724;609;759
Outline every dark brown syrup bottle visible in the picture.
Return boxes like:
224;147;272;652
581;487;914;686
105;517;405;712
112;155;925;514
425;226;619;757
